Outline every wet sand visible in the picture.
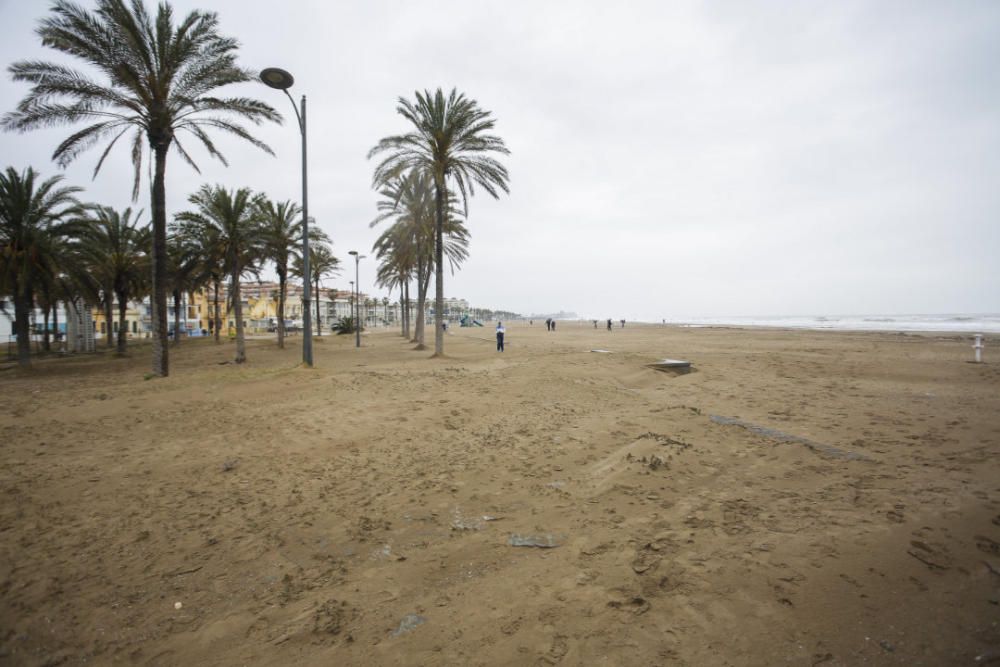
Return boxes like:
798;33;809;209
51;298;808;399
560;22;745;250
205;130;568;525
1;322;998;665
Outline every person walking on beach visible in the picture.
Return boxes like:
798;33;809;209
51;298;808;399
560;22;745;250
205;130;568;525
496;321;506;352
607;318;612;331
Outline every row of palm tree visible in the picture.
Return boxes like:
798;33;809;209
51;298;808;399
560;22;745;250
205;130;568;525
0;164;344;367
4;1;511;370
369;88;510;357
369;169;469;349
172;184;340;364
2;0;281;376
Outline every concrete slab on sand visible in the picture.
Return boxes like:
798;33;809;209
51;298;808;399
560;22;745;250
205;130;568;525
648;358;692;373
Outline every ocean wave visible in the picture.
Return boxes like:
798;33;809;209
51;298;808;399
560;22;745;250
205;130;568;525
663;314;1000;333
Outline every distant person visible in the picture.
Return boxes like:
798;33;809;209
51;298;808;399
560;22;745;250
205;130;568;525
593;320;598;329
621;319;625;328
545;318;551;332
552;320;556;331
496;321;506;352
607;318;612;331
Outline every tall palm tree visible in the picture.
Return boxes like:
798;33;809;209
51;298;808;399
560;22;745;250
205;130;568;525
174;185;262;363
258;198;302;349
3;0;281;377
369;88;510;357
75;205;150;355
0;167;82;366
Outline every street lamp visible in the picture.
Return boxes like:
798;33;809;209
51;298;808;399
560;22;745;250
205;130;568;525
260;67;313;367
348;251;365;348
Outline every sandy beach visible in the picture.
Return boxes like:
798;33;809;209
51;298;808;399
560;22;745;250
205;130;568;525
1;322;998;665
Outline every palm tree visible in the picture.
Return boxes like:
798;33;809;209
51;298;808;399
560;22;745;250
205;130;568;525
172;214;225;343
370;169;469;349
369;88;510;356
3;0;281;377
166;233;202;346
292;238;339;337
382;296;390;325
372;208;419;343
258;198;302;349
174;185;262;364
75;205;150;355
0;167;82;365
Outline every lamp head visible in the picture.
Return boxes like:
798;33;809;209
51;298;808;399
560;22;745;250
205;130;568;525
260;67;294;90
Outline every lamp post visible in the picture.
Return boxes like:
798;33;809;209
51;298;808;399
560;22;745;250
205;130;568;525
260;67;313;367
348;251;365;348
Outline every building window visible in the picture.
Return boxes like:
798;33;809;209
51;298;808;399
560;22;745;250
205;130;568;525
132;321;137;334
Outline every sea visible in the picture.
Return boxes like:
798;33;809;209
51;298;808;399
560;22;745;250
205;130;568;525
660;314;1000;334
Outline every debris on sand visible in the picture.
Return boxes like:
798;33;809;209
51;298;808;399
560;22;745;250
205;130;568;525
509;533;562;548
391;614;426;637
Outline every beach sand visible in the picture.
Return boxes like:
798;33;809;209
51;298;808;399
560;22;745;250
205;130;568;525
1;322;998;665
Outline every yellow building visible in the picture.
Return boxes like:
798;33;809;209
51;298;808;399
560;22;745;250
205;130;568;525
91;301;146;339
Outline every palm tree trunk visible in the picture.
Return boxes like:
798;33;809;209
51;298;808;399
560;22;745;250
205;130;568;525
277;270;286;349
400;284;406;338
104;295;114;349
314;281;322;337
413;265;428;349
150;143;170;376
433;183;445;357
232;268;246;363
405;282;411;338
42;302;51;352
116;290;128;355
213;279;221;344
172;289;181;347
13;279;31;366
52;303;59;351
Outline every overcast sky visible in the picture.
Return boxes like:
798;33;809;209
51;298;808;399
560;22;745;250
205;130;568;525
1;0;998;320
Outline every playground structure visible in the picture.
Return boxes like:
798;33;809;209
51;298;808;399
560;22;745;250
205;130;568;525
460;315;484;328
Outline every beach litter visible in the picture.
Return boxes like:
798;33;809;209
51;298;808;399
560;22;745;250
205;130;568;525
509;533;562;548
710;415;874;461
591;349;613;353
391;614;426;637
451;507;483;531
647;358;692;374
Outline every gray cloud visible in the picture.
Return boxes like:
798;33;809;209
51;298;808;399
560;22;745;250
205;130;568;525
1;0;997;320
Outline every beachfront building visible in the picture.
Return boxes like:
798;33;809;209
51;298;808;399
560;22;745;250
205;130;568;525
93;299;150;339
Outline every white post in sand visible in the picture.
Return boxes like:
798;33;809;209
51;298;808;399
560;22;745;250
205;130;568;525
973;334;983;363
